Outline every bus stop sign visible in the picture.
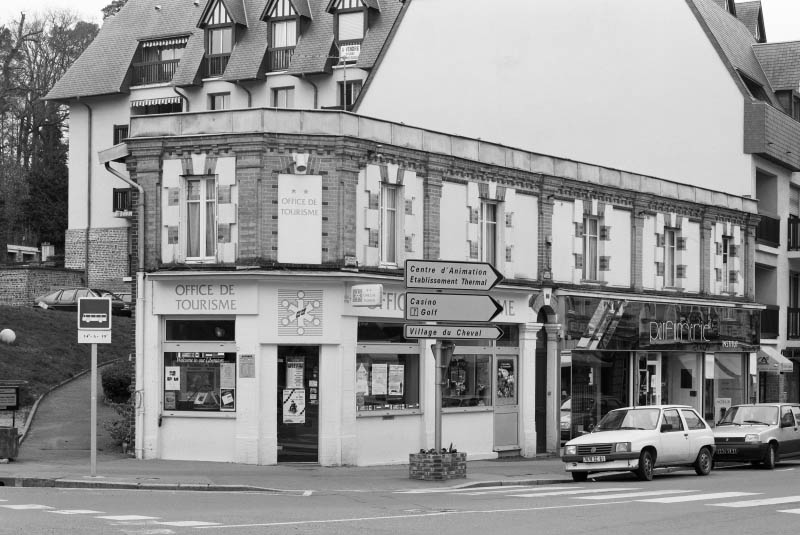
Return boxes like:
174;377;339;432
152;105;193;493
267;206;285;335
77;297;112;330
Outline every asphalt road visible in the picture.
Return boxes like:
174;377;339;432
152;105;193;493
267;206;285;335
1;461;799;534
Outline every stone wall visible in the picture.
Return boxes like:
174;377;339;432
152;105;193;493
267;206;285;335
0;267;84;306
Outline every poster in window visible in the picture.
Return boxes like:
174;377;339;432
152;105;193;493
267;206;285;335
220;363;236;389
286;357;304;388
371;363;388;395
220;388;235;411
165;366;181;390
239;354;255;378
388;364;404;396
356;362;369;395
283;388;306;424
187;370;214;395
497;360;515;399
164;390;176;410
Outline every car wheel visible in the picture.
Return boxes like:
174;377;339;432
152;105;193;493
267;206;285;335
694;447;712;476
763;443;777;469
571;472;589;482
635;450;654;481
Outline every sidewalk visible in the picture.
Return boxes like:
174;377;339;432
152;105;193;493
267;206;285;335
0;372;573;492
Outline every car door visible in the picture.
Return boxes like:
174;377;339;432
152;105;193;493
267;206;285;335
783;405;800;456
657;408;691;464
680;408;711;457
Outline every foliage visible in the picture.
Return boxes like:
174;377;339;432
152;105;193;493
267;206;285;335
0;305;133;406
103;401;134;445
101;359;132;403
103;0;130;20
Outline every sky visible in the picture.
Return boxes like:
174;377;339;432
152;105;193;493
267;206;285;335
0;0;798;38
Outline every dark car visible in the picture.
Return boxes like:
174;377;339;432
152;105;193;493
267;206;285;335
92;289;132;317
33;287;130;316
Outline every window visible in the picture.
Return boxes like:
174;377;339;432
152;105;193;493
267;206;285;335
480;201;497;264
338;79;362;110
131;38;187;85
739;72;770;103
781;405;796;427
204;0;234;77
272;86;295;108
380;183;398;264
267;0;298;72
583;217;599;280
113;124;129;145
681;409;707;430
662;409;684;432
209;92;230;110
443;355;492;407
186;177;216;260
335;0;365;45
665;229;676;287
722;236;731;292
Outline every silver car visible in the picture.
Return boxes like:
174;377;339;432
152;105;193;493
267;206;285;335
713;403;800;469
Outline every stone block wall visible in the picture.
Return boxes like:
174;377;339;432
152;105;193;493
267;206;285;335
65;227;130;287
0;267;84;306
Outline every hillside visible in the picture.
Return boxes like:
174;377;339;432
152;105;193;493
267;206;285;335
0;305;133;406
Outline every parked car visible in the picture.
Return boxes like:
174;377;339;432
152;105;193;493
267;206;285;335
562;404;715;482
33;287;130;316
713;403;800;469
92;289;132;317
561;395;626;442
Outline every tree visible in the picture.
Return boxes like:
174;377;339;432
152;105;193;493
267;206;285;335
103;0;129;20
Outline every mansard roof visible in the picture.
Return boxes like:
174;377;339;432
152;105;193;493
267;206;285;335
754;41;800;91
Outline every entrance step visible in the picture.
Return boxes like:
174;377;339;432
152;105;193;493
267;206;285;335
495;447;521;458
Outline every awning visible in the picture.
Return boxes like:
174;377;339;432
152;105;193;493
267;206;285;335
757;347;794;374
130;96;182;108
141;36;189;48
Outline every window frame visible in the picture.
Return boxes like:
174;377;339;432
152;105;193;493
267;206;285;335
204;0;234;77
184;175;217;263
356;340;423;418
722;235;732;293
664;228;677;287
380;182;399;265
479;200;498;264
208;92;230;111
272;86;295;108
338;79;363;110
583;216;599;281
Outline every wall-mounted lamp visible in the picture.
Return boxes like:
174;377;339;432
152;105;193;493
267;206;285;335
292;152;309;174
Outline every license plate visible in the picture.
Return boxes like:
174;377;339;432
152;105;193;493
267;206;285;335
717;448;737;454
582;455;606;463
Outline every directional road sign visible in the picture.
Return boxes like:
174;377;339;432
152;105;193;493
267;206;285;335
404;324;504;340
405;259;503;291
404;292;503;323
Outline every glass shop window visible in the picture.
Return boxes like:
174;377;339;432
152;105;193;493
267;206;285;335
443;354;492;408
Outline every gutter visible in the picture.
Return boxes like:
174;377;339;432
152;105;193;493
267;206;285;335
74;99;93;285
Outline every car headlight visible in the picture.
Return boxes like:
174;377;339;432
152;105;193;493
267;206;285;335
565;445;577;455
615;442;631;453
745;434;760;443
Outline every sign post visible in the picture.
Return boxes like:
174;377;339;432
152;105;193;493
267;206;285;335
77;297;112;477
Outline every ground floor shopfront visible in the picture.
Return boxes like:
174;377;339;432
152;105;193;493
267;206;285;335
557;293;763;444
134;271;557;466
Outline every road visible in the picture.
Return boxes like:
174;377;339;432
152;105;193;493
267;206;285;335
1;462;799;534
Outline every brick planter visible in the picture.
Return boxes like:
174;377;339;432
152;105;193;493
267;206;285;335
409;452;467;480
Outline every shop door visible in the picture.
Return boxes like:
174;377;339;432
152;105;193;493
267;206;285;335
535;330;547;452
494;355;519;450
277;346;319;462
637;353;662;406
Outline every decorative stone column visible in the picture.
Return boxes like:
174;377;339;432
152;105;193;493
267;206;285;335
520;321;543;457
544;323;562;454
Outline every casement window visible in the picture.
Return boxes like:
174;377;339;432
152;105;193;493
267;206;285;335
186;177;217;261
583;216;599;280
208;92;230;110
338;79;362;110
664;229;676;287
267;0;298;71
272;86;295;108
131;37;187;85
480;201;498;264
721;236;731;293
380;183;398;264
204;0;234;77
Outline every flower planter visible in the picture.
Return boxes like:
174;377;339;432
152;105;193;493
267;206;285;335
0;427;19;461
409;452;467;481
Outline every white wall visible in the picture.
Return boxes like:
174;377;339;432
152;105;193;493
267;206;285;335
551;200;575;283
513;193;538;280
605;207;631;288
440;181;467;260
358;0;753;196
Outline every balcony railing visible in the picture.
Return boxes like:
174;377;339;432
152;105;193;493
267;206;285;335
113;188;133;217
756;214;780;247
789;308;800;340
131;59;180;86
268;47;294;72
761;304;779;339
789;217;800;251
205;54;229;78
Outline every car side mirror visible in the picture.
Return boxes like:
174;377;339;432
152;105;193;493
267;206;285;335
781;416;795;428
660;423;673;432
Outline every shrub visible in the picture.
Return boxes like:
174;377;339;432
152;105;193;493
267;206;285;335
101;360;132;403
103;402;134;445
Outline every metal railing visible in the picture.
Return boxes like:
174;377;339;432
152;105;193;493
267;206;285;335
788;307;800;340
268;47;294;71
761;304;779;339
131;59;179;85
205;55;229;77
756;214;780;247
789;217;800;251
113;188;132;213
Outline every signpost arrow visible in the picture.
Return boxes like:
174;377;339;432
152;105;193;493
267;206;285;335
405;259;503;291
404;292;503;323
404;324;504;340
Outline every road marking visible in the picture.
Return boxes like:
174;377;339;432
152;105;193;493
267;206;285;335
119;530;174;535
638;492;758;503
778;508;800;514
48;509;106;515
302;490;313;496
576;490;696;500
193;501;633;530
1;504;54;510
711;496;800;508
510;487;641;498
462;486;575;495
97;515;161;521
155;521;221;527
396;485;530;494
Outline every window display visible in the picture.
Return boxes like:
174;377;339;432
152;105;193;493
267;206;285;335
443;354;492;408
163;352;237;411
355;353;419;411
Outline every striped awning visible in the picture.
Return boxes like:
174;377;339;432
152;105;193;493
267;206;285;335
141;36;189;48
130;96;182;108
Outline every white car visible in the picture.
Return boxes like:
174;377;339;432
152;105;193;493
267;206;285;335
562;404;715;482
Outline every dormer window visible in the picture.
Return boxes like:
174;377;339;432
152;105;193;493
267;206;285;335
131;37;188;86
332;0;367;62
266;0;298;72
739;71;769;103
203;0;234;77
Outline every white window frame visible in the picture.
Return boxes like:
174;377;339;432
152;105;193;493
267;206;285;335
665;229;676;287
480;201;498;264
583;216;599;280
185;176;217;262
270;19;297;48
380;183;399;265
722;235;731;292
208;92;230;110
272;86;295;108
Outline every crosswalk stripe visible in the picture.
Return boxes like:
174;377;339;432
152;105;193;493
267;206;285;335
510;487;641;498
711;496;800;508
778;508;800;514
638;492;758;503
48;510;105;515
396;485;530;494
96;515;161;521
463;486;576;496
576;490;696;500
155;521;221;527
1;504;54;510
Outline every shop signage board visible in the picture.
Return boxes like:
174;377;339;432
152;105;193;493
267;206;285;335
404;324;504;340
405;260;503;291
0;386;19;410
404;292;503;323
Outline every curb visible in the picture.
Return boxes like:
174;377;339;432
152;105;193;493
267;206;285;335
0;476;301;494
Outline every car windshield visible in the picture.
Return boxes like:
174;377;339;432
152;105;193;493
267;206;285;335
717;406;778;426
595;408;660;431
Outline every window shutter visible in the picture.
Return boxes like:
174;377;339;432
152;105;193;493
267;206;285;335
218;223;231;243
676;237;686;251
676;265;687;279
599;256;610;271
405;235;414;253
574;253;584;270
729;270;739;284
574;222;585;236
506;212;514;228
338;11;364;41
656;233;665;247
716;242;722;255
167;226;179;244
369;192;379;210
368;228;379;248
715;268;722;282
729;244;738;258
656;262;665;277
405;198;413;215
469;240;479;260
469;207;479;224
506;245;513;262
600;226;611;241
168;188;180;206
